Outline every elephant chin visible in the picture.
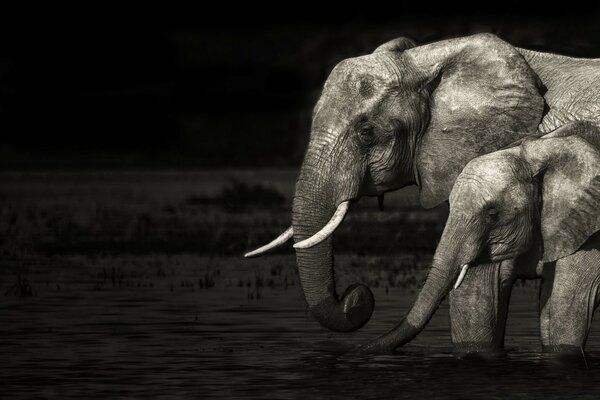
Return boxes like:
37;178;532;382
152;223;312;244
309;283;375;332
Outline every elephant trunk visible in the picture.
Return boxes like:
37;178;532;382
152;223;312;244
402;254;463;337
292;153;374;332
374;219;478;349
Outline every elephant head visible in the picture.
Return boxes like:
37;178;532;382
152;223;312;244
360;124;600;352
246;34;545;333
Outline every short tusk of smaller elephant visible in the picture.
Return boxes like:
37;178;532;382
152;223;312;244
244;227;294;258
293;201;350;249
453;264;470;290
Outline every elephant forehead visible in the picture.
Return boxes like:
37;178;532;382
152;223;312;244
455;156;533;209
462;153;526;183
315;56;399;122
324;56;398;97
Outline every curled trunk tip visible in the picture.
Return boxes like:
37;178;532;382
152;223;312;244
309;283;375;332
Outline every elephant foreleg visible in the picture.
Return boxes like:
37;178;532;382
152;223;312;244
449;260;516;354
539;233;600;353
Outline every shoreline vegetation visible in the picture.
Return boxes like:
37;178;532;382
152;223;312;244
0;170;435;257
0;169;449;298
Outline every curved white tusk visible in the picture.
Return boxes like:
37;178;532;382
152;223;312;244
293;201;350;249
454;264;470;290
244;227;293;258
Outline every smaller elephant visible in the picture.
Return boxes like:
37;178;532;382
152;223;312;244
360;121;600;354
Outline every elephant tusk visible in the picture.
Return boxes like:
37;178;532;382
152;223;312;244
244;227;293;258
293;201;350;249
453;264;470;290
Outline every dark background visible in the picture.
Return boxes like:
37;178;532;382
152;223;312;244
1;4;600;169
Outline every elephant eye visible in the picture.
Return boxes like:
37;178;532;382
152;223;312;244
360;126;374;137
357;125;375;144
487;207;500;223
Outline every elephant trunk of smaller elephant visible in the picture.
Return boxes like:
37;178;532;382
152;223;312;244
379;221;478;349
403;258;463;335
292;154;374;332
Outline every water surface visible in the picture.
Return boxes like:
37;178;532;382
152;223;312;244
2;171;600;398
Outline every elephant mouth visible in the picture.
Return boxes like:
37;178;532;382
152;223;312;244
453;250;521;290
488;251;521;263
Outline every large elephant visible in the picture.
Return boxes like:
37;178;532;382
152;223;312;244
359;122;600;354
245;34;600;348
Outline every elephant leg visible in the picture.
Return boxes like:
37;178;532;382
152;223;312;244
449;260;516;353
540;241;600;353
538;264;553;349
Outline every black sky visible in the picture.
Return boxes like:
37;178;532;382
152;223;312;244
1;5;599;169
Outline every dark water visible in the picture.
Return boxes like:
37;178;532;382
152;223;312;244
3;254;600;399
2;171;600;398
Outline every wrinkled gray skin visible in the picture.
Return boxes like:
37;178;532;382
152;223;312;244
360;122;600;354
288;33;600;348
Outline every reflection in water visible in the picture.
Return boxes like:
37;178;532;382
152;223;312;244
3;255;600;398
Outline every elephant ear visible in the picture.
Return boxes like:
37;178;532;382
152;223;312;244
412;34;545;208
521;135;600;262
373;36;417;53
